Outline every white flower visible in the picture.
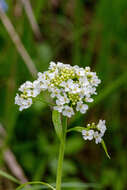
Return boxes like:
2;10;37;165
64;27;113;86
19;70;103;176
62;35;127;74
18;81;40;98
79;85;96;98
73;65;79;70
54;105;63;113
76;101;88;114
85;97;93;103
15;94;32;111
94;131;103;144
56;93;70;105
84;66;91;73
79;87;89;98
86;86;97;95
82;129;94;140
50;88;61;98
47;72;56;80
15;94;22;105
37;72;45;79
32;80;41;97
37;73;49;90
70;83;81;94
18;81;33;92
20;98;32;111
39;80;49;91
86;71;101;87
76;68;85;77
49;61;56;69
79;76;89;87
57;62;64;68
60;81;69;92
90;72;101;87
97;120;106;134
60;79;73;92
62;105;74;118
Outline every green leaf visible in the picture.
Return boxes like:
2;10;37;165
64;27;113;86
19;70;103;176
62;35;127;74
67;126;87;133
58;182;101;188
16;181;55;190
0;170;20;184
52;110;63;140
101;140;111;159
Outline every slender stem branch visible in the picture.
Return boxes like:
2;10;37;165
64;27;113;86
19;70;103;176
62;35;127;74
0;8;37;77
20;0;42;40
56;116;67;190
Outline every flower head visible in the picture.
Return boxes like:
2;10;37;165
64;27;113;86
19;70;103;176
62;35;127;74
82;129;94;140
15;94;32;111
15;61;101;117
82;120;107;144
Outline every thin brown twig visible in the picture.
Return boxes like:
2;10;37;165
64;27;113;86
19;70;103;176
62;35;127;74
14;0;23;17
20;0;42;40
3;149;28;183
0;124;28;184
0;8;37;77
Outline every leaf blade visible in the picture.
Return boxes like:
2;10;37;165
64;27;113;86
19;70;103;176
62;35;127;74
52;110;63;140
101;140;111;159
16;181;55;190
0;170;20;184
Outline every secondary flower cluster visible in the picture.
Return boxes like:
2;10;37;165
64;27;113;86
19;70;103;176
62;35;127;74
15;61;101;117
82;120;106;144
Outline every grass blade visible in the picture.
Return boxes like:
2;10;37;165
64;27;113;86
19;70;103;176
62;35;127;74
0;170;20;184
16;181;55;190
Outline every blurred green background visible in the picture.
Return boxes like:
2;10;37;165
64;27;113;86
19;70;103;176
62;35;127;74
0;0;127;189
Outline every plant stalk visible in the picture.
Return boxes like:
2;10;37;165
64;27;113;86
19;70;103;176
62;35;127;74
56;116;67;190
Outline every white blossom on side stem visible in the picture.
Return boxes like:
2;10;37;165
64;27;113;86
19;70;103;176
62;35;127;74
97;120;106;134
82;130;94;140
82;120;107;144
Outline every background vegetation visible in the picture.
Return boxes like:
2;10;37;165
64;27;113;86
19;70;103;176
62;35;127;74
0;0;127;189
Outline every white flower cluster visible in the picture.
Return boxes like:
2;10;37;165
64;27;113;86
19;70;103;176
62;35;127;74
15;61;101;117
15;81;40;111
82;120;106;144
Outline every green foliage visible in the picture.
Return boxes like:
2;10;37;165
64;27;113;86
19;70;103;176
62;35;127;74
0;170;20;184
101;140;110;159
52;110;63;141
67;126;87;133
0;0;127;189
16;181;55;190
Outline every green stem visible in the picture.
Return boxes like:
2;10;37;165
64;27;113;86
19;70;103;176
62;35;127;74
56;116;67;190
